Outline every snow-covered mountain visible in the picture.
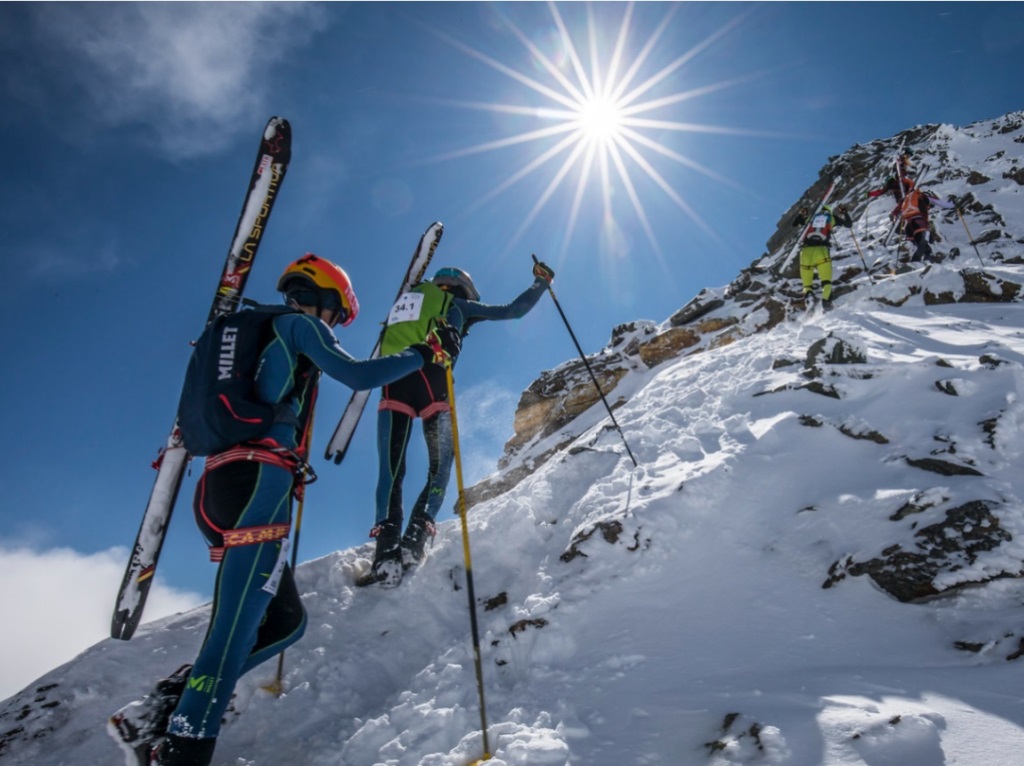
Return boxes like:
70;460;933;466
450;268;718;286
4;112;1024;766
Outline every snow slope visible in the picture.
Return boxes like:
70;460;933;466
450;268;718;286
3;113;1024;766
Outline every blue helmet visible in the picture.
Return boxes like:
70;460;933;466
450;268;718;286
432;267;480;301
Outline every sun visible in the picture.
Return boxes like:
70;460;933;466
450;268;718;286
576;95;625;145
419;3;767;260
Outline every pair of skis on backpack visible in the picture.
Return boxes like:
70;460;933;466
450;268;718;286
111;124;442;638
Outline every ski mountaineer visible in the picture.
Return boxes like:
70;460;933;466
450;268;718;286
367;260;556;588
110;254;460;766
899;188;957;264
867;172;915;221
867;150;914;218
791;203;852;310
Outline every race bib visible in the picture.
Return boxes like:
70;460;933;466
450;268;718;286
387;292;425;325
811;214;828;229
262;538;290;596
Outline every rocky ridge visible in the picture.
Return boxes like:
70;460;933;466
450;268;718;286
465;110;1024;614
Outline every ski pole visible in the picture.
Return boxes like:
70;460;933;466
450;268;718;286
444;364;491;763
264;378;320;697
532;255;638;468
954;204;985;267
847;228;874;284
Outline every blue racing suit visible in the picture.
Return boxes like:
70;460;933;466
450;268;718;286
166;310;423;751
373;278;546;548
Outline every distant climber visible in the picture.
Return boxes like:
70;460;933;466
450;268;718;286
899;189;957;264
792;203;853;310
868;151;917;218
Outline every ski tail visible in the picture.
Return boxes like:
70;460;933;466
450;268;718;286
324;221;443;464
111;117;292;641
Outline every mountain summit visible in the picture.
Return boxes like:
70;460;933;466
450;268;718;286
3;111;1024;766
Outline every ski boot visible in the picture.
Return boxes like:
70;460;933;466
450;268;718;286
152;733;217;766
356;522;403;588
108;664;192;766
401;511;436;569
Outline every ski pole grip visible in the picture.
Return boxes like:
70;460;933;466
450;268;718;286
532;253;554;293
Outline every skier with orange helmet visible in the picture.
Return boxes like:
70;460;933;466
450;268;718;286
111;253;459;766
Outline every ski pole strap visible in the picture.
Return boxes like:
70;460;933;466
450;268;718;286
210;523;291;561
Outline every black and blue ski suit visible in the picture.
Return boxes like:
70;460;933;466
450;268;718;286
373;278;547;555
165;310;423;756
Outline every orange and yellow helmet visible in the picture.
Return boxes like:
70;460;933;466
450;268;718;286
277;253;359;327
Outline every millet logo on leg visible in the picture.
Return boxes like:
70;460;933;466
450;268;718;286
187;675;217;694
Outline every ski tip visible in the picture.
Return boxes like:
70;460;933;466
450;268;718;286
265;115;290;135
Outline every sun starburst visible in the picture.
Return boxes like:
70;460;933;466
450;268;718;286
420;2;774;265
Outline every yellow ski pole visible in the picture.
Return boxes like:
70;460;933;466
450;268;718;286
263;378;319;697
445;363;491;763
848;229;874;284
955;203;985;267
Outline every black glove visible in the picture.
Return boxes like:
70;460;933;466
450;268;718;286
793;206;808;227
411;323;462;366
532;260;555;284
432;322;462;359
947;194;962;211
410;343;435;366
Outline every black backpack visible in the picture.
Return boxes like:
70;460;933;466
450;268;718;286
177;304;298;456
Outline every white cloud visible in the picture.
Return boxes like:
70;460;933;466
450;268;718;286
456;381;520;485
29;3;327;156
0;545;204;701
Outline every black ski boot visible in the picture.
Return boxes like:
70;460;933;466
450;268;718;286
154;733;217;766
360;522;403;588
401;511;436;569
108;664;192;766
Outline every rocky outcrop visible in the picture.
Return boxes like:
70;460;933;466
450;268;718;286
824;501;1019;603
463;115;1024;510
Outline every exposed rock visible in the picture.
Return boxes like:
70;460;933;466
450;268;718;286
806;334;867;371
1004;166;1024;185
904;456;984;476
844;501;1016;602
924;269;1022;304
561;519;626;562
669;291;726;326
890;491;949;521
637;326;701;367
504;360;629;454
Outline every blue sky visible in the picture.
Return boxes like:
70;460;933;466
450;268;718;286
0;1;1021;644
